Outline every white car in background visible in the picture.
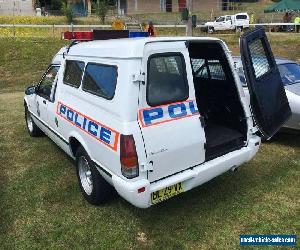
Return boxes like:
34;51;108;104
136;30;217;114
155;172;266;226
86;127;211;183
234;56;300;132
204;13;250;33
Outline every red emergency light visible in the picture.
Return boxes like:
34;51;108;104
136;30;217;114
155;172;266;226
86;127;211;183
63;30;149;41
63;31;94;41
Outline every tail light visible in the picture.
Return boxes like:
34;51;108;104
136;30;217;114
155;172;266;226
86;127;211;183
120;135;139;179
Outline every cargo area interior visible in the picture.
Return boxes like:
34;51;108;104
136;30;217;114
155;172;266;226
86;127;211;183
188;42;248;161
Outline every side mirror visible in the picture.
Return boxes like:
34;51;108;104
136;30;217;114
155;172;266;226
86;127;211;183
25;85;37;95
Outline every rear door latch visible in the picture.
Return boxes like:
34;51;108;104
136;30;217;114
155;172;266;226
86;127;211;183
140;161;153;172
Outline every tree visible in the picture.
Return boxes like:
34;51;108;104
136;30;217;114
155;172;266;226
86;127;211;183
93;0;110;24
61;1;74;24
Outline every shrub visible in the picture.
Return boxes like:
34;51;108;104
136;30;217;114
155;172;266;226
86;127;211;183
93;0;109;24
61;2;74;24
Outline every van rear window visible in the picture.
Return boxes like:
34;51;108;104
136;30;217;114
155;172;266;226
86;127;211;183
82;63;118;100
63;60;85;88
147;53;189;106
236;15;248;20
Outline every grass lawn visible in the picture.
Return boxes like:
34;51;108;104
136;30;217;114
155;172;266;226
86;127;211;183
0;35;299;249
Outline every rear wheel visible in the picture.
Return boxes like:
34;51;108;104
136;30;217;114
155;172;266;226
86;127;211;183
25;105;43;137
208;27;214;34
236;26;243;32
75;146;114;205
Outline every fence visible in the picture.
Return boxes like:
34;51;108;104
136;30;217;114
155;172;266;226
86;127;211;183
0;23;299;38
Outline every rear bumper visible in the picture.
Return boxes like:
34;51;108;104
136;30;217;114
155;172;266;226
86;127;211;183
112;136;260;208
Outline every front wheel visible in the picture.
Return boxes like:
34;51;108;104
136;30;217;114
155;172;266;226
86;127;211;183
25;105;43;137
75;146;114;205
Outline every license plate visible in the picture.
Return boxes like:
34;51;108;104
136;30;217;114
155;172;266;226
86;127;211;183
151;182;184;205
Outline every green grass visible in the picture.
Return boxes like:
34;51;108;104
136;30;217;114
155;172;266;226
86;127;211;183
0;35;299;249
0;38;68;93
0;92;299;249
0;15;110;25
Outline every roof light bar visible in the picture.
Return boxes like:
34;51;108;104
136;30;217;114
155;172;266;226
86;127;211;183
63;30;149;41
63;31;94;41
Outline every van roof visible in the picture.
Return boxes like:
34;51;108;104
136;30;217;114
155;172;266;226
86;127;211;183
66;36;223;59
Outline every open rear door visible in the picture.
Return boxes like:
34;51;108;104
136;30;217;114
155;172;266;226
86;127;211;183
240;27;291;139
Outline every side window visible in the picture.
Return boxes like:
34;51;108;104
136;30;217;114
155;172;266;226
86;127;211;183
216;17;225;22
82;63;118;100
191;59;208;78
207;60;226;80
248;38;271;79
63;60;85;88
191;59;226;80
238;68;247;87
37;65;59;99
147;54;189;106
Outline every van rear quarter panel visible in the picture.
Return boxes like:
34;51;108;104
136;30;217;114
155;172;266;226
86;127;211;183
56;57;144;178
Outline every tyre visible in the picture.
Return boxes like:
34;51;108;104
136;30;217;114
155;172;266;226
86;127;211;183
236;26;243;32
25;105;43;137
208;27;214;34
75;146;114;205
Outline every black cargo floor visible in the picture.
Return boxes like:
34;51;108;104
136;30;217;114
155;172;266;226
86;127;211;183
205;123;245;161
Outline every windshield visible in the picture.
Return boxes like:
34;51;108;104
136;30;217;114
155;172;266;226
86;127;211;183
216;16;225;22
278;63;300;86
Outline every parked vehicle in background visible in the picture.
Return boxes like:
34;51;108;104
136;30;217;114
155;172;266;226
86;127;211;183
234;56;300;132
204;13;250;33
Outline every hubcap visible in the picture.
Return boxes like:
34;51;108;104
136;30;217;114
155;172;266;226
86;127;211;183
26;110;33;132
78;156;93;195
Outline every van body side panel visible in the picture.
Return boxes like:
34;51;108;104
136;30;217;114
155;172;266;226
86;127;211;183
54;58;141;178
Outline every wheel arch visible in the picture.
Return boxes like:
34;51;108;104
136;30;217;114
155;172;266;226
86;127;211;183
68;131;91;158
24;98;28;107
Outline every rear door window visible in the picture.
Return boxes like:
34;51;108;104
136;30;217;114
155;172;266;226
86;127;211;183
147;53;189;106
63;60;85;88
236;15;248;20
82;63;118;100
249;39;271;79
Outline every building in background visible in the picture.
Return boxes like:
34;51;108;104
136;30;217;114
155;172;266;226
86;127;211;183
0;0;35;16
117;0;261;15
0;0;94;16
117;0;223;15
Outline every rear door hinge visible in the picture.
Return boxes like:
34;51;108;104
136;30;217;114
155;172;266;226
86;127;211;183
199;116;206;128
132;72;145;84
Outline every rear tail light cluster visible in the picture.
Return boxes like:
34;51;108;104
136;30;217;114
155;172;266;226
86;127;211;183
120;135;139;179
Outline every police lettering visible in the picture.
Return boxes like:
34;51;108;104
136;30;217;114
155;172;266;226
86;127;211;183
142;100;199;126
58;103;117;149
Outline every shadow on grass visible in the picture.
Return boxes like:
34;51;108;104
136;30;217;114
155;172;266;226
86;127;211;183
271;131;300;148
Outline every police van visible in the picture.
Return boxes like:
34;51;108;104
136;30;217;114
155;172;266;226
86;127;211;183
24;28;291;208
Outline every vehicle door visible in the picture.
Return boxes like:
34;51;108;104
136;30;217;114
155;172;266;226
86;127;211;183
223;15;233;30
240;27;291;139
138;41;206;182
215;16;225;30
33;65;60;127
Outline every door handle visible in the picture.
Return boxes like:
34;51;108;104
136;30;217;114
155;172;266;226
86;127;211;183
43;100;46;104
